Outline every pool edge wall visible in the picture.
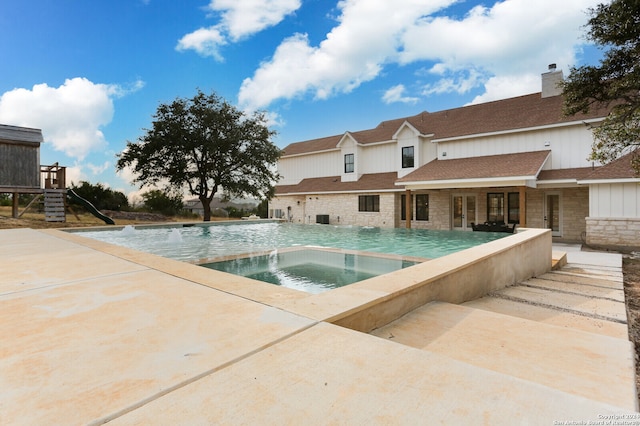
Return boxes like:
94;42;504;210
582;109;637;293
321;228;552;333
49;225;552;335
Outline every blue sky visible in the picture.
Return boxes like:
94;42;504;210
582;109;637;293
0;0;603;202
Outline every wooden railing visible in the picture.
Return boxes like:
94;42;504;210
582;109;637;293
41;163;66;190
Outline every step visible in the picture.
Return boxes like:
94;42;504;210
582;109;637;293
538;271;623;289
494;285;627;323
522;277;625;302
463;296;628;339
552;267;623;282
370;301;636;410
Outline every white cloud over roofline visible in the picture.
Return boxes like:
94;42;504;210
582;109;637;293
238;0;600;110
383;85;419;105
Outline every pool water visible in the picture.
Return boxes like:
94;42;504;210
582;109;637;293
75;222;507;262
202;248;420;294
74;222;508;293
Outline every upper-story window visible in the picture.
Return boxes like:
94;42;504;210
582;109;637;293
402;146;414;168
344;153;354;173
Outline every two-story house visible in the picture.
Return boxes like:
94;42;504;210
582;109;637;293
270;66;640;249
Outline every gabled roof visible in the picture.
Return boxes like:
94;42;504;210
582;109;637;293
275;172;399;195
281;93;612;157
0;124;44;145
537;167;596;182
579;151;640;183
396;151;551;188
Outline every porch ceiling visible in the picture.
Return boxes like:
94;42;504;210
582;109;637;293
395;150;551;190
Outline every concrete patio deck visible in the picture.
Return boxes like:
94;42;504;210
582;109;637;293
0;227;637;424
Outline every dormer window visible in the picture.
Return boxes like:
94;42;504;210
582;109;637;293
344;153;354;173
402;146;414;168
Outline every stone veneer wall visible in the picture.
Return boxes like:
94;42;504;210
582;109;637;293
270;193;397;227
525;187;589;243
558;187;589;243
586;218;640;250
397;191;451;230
272;187;590;240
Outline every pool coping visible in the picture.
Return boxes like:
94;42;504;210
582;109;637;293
51;224;551;330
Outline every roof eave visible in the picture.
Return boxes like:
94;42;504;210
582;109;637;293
276;188;403;196
578;178;640;185
396;176;538;190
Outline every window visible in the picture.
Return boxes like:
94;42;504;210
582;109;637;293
487;193;505;223
401;194;413;220
508;192;520;224
402;146;414;168
344;153;354;173
402;194;428;221
359;195;379;212
416;194;429;221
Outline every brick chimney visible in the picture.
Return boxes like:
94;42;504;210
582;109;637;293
541;63;564;98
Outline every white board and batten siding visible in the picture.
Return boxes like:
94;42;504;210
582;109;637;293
278;150;342;185
589;183;640;218
434;124;598;170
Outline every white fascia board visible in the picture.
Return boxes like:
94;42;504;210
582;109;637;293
392;121;435;139
430;118;604;143
578;178;640;185
281;148;340;159
396;176;536;190
336;132;357;148
536;180;580;188
277;189;403;196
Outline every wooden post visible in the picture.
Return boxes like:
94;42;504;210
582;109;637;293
519;186;526;227
405;189;412;229
12;192;19;218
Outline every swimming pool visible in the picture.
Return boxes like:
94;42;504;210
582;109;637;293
202;247;421;294
74;222;508;292
75;222;508;262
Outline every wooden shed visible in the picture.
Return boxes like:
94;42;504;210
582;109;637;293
0;124;66;221
0;124;43;192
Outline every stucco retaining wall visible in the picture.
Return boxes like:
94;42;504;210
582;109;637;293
322;228;552;332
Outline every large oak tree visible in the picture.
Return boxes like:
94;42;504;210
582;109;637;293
117;90;281;221
561;0;640;173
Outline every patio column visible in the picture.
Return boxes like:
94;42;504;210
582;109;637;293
405;189;412;229
519;186;526;227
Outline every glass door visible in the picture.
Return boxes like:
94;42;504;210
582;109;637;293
452;194;476;231
544;192;562;237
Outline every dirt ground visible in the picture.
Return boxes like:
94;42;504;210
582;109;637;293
623;255;640;405
0;209;174;230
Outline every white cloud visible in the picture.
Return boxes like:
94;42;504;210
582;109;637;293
421;68;486;96
239;0;599;110
401;0;599;100
467;73;541;105
382;84;419;104
177;0;301;59
87;161;111;175
64;165;84;188
0;77;141;160
239;0;455;110
176;27;226;60
209;0;301;41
